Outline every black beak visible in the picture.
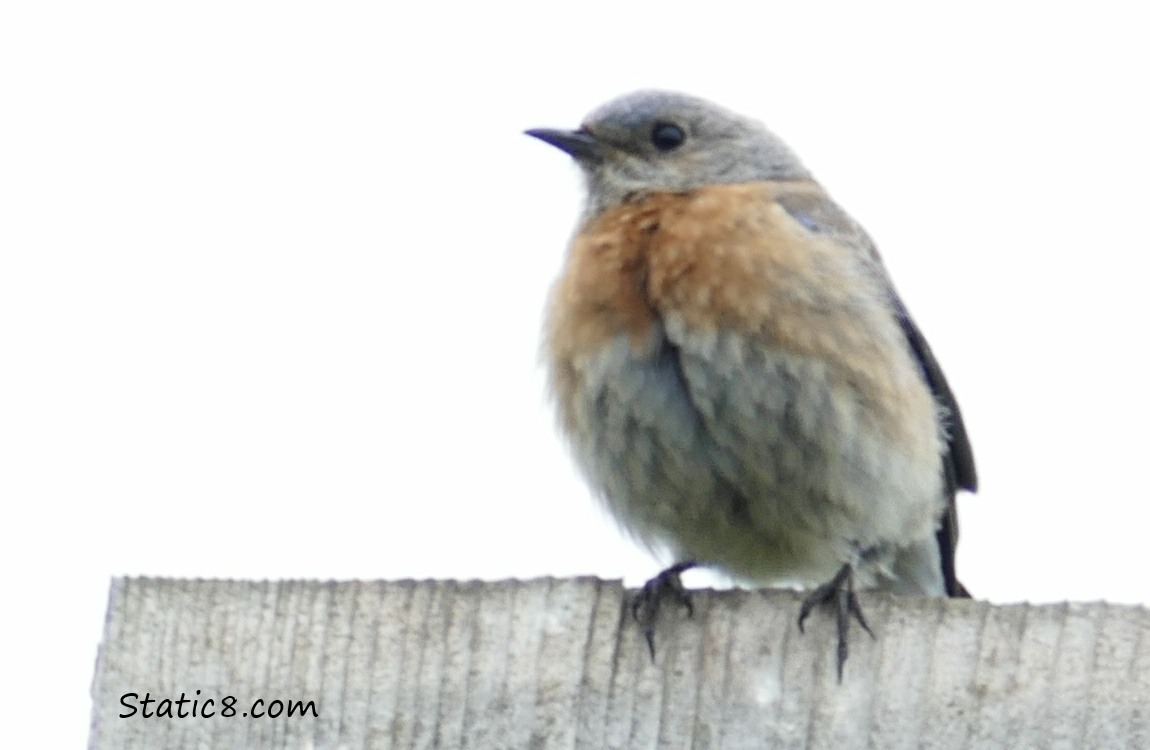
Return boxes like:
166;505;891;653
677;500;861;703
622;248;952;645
524;127;604;161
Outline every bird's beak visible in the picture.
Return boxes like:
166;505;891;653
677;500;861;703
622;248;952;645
524;127;604;162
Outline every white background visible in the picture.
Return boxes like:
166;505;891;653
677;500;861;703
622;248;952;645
3;2;1148;746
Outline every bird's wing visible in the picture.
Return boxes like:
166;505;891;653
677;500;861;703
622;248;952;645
775;187;977;597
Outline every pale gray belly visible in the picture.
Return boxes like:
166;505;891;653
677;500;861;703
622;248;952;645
561;329;946;589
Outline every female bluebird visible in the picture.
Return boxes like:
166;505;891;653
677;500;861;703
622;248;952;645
527;90;977;678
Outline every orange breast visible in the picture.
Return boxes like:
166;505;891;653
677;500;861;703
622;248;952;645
549;181;893;360
546;180;928;448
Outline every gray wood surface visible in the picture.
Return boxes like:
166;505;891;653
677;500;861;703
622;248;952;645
89;577;1150;749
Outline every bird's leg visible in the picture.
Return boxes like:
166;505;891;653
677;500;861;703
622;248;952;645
797;562;875;681
630;560;697;660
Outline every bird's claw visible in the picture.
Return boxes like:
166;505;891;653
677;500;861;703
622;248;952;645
797;563;874;681
630;560;697;660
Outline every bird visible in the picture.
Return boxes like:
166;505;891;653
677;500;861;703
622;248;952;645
526;90;977;679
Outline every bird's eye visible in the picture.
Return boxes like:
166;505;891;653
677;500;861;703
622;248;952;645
651;122;686;151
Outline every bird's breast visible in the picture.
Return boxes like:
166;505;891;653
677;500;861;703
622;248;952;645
547;182;928;423
544;183;945;567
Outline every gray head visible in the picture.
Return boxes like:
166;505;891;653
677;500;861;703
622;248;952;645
527;90;810;217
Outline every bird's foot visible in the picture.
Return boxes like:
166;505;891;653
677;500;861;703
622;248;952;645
630;560;697;660
797;563;875;682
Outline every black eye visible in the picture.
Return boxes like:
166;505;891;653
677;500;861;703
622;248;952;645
651;122;686;151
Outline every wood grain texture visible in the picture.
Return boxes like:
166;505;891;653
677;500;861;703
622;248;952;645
89;578;1150;750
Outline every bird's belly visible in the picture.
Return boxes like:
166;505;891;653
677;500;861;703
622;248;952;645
556;329;945;586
